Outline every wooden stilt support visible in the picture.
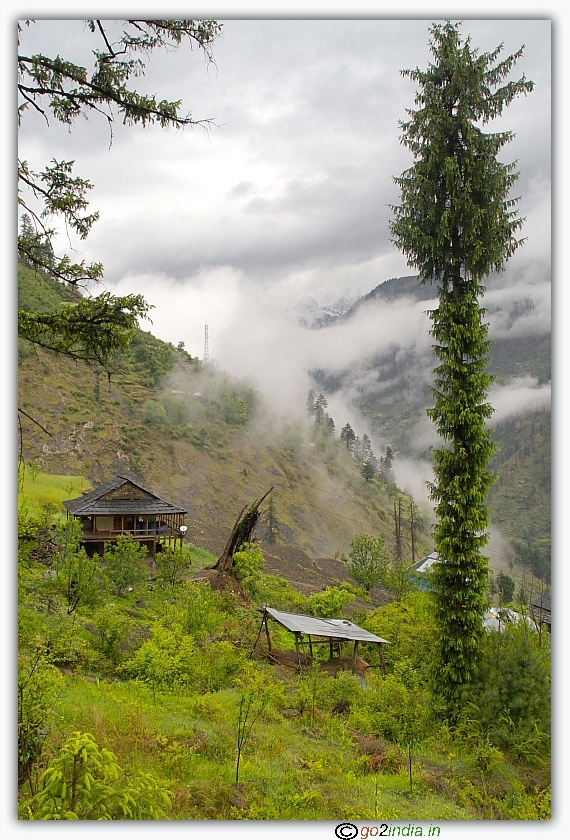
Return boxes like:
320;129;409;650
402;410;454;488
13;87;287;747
264;615;272;651
379;644;387;676
352;640;359;674
295;633;302;671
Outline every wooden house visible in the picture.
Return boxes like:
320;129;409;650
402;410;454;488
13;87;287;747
64;475;187;556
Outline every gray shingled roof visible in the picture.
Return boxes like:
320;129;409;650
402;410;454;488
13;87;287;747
64;475;187;516
264;607;389;644
532;594;551;612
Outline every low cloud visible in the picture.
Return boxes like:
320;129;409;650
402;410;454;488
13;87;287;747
488;377;551;425
392;456;435;511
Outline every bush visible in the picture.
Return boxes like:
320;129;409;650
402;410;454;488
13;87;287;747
143;400;167;425
346;534;390;592
162;395;188;424
89;602;140;668
363;592;436;684
102;535;149;596
308;586;355;618
124;622;245;694
18;655;64;792
462;622;550;753
255;574;310;612
183;582;227;638
28;731;171;820
351;672;431;754
232;543;265;595
155;545;192;586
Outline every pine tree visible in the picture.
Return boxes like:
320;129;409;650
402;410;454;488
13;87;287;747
264;495;281;545
306;389;316;419
390;22;533;708
340;423;356;451
361;434;374;464
352;436;364;464
314;393;328;425
362;459;376;483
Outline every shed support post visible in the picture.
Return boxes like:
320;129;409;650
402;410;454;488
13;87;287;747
295;633;302;671
329;639;334;660
264;616;272;651
352;640;359;674
379;644;387;676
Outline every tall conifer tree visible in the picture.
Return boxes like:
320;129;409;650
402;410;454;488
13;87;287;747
390;22;533;707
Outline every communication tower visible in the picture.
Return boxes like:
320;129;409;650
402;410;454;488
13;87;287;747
203;323;210;362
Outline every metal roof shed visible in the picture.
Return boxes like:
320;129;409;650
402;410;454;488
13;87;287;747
255;606;389;674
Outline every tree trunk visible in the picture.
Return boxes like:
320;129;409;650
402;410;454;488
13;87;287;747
215;488;273;573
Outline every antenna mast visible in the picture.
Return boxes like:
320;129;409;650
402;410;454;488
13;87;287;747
203;323;210;362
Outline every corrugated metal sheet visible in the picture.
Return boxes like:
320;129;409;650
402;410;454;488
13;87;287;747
264;607;389;644
412;551;440;574
64;475;187;516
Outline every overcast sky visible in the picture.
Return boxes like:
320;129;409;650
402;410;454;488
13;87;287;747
18;18;550;336
15;11;554;511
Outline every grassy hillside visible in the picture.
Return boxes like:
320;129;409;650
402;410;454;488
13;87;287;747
17;267;551;822
18;469;91;520
18;265;430;564
18;522;551;821
488;410;551;580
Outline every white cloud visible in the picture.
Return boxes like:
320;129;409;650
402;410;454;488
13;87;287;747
488;377;551;424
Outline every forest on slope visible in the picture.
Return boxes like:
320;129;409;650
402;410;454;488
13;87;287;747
307;273;551;582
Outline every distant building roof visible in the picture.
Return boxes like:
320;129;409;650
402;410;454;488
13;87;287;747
411;551;440;575
64;475;187;517
264;607;389;644
531;594;551;625
483;607;534;633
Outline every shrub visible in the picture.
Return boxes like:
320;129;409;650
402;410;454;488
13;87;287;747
363;592;436;684
232;543;265;595
102;535;148;596
308;586;355;618
346;534;390;592
28;731;171;820
463;622;550;753
143;400;167;425
124;623;245;694
155;545;192;586
255;574;310;612
18;654;64;792
183;582;227;637
162;395;188;424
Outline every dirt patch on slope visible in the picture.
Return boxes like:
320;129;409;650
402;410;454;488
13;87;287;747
185;518;392;608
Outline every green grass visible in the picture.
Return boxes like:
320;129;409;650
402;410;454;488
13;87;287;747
18;468;91;520
18;554;551;822
50;676;476;821
187;545;218;572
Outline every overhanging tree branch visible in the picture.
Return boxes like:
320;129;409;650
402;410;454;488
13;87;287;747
17;19;220;366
